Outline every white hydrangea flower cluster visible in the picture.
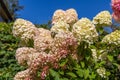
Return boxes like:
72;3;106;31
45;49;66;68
72;18;98;44
102;30;120;46
97;67;106;78
52;8;78;25
52;9;66;24
65;8;78;24
13;19;36;42
34;28;53;52
50;21;70;33
15;47;38;66
34;28;52;37
92;11;112;26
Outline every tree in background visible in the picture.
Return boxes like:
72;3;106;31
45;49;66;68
6;0;23;19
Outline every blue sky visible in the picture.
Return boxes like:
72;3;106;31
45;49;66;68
18;0;112;24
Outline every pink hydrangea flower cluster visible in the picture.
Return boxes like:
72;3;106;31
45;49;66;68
111;0;120;22
14;19;77;80
27;32;77;80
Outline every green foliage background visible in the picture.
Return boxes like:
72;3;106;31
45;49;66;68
0;23;25;80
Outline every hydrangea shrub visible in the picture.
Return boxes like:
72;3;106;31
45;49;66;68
13;2;120;80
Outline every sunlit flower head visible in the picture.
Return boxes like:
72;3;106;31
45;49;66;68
13;18;36;42
14;69;30;80
34;28;53;52
72;18;98;44
66;8;78;24
52;32;77;57
34;28;51;37
52;8;78;25
102;30;120;46
15;47;37;66
92;11;112;26
34;37;53;52
52;9;66;24
28;52;57;78
50;21;70;33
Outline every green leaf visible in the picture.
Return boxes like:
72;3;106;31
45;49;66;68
89;72;96;79
106;71;111;77
58;71;64;75
59;59;68;67
80;62;85;68
90;45;96;49
85;56;90;61
99;27;104;34
76;69;83;77
49;69;58;77
84;69;89;79
55;75;60;80
113;63;119;67
95;61;106;69
60;78;68;80
107;55;113;62
66;72;77;78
